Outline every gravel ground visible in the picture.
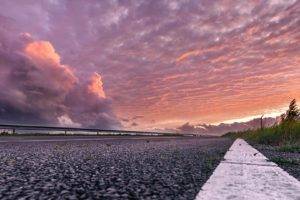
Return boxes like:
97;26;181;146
254;144;300;180
0;137;232;200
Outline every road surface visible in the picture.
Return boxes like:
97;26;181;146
0;136;232;200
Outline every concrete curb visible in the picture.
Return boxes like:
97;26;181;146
195;139;300;200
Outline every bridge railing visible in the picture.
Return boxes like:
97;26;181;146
0;124;186;137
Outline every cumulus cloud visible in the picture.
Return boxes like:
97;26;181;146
57;114;81;127
65;74;120;129
0;25;120;129
87;72;106;98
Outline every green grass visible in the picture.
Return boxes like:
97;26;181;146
270;157;299;166
223;121;300;146
277;145;300;153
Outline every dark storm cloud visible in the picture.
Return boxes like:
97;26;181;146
0;20;120;129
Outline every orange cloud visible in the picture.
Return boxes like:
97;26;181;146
25;41;60;64
176;50;200;62
23;40;77;92
88;72;106;98
25;40;108;100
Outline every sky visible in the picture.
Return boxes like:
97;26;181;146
0;0;299;132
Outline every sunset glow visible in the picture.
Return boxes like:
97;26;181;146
0;0;299;134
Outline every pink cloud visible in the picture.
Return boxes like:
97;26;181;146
87;72;106;99
0;29;120;129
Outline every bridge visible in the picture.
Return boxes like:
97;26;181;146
0;124;189;136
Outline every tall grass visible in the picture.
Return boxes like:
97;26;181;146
223;121;300;146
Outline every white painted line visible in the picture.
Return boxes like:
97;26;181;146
195;139;300;200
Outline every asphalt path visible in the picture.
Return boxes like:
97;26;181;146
0;136;232;200
0;135;195;143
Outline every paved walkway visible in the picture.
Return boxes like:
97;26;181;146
195;139;300;200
